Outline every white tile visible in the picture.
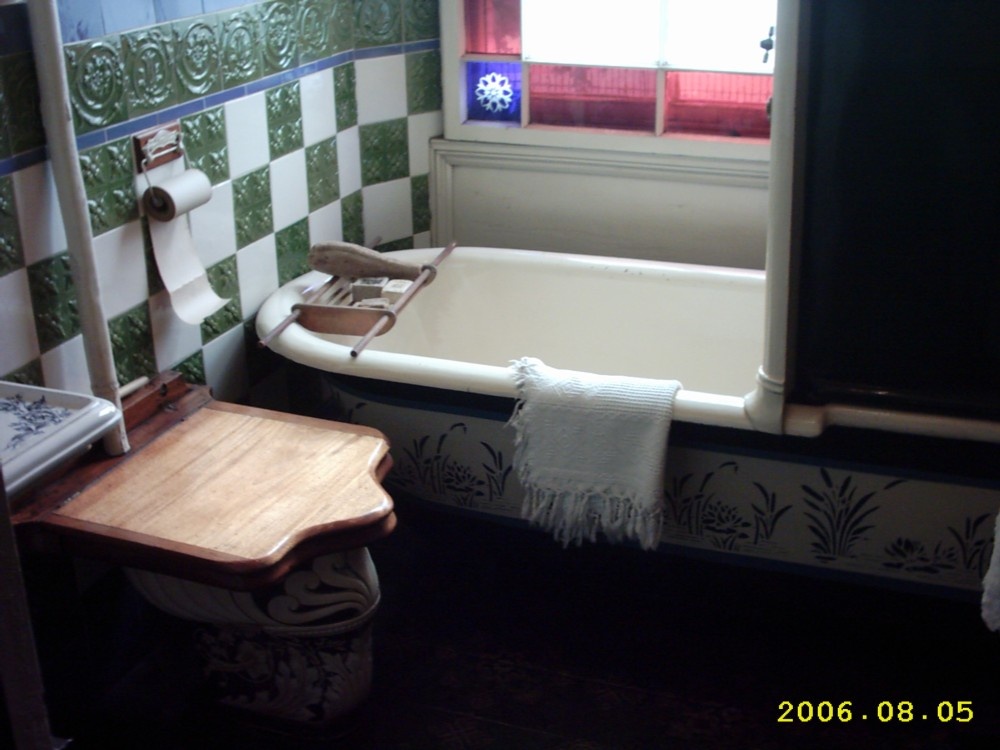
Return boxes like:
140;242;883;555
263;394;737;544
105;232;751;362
412;231;432;249
225;91;270;178
308;200;343;245
300;68;337;147
92;221;149;319
408;111;444;176
12;161;67;265
362;178;413;245
270;150;309;232
0;269;40;374
202;324;248;403
189;180;237;267
337;126;362;197
236;234;278;319
355;56;408;125
40;335;91;394
149;289;203;372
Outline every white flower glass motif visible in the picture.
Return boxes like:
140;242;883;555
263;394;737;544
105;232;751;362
474;71;514;113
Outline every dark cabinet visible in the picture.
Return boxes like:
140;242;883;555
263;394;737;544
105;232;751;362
790;0;1000;421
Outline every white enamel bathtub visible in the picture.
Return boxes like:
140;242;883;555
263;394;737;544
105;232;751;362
257;246;766;430
256;246;1000;594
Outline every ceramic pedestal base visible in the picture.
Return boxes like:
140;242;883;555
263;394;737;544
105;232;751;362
126;549;380;728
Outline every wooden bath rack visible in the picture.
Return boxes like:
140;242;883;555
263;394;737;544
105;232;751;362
260;242;456;357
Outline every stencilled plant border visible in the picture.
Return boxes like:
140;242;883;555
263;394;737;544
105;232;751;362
331;386;999;592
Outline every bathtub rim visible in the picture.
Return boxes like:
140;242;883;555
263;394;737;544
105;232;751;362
257;247;763;431
259;247;1000;444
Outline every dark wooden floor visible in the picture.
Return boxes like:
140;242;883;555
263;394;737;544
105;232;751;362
20;501;1000;750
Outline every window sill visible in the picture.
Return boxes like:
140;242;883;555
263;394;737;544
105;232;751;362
442;118;772;163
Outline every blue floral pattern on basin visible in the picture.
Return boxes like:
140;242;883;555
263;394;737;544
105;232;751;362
0;382;120;496
0;395;71;452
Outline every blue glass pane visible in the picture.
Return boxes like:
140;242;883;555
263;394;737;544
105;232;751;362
465;62;521;124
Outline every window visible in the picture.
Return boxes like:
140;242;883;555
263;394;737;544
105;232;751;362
447;0;777;150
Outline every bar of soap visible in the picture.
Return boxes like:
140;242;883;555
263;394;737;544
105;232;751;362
354;297;390;309
351;277;388;302
382;278;413;303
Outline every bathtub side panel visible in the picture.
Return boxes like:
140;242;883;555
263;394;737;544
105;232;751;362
318;373;1000;595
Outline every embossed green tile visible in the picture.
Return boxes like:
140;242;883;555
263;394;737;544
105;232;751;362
64;37;127;133
360;118;409;186
175;350;206;386
341;191;364;245
306;136;339;211
404;0;439;41
79;138;139;235
79;137;134;195
0;175;23;276
182;106;229;184
109;303;156;385
2;359;43;387
297;0;333;63
411;174;430;235
85;180;139;236
266;81;303;160
27;254;80;353
173;16;222;99
232;166;273;249
276;218;310;285
329;0;355;55
201;256;241;343
1;52;45;154
261;0;299;75
406;50;442;114
220;8;262;89
355;0;402;49
122;25;178;119
334;63;357;131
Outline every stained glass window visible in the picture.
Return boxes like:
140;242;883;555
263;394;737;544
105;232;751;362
460;0;776;139
464;0;520;55
665;72;773;138
465;62;522;123
530;66;657;132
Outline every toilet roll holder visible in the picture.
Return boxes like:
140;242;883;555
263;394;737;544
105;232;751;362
133;122;185;210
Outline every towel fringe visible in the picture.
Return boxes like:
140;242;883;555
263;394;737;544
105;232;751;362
521;487;664;551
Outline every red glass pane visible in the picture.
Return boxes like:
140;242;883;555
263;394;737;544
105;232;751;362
464;0;521;55
664;72;772;138
529;66;657;132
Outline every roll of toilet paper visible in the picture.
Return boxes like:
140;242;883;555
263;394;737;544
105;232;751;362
142;168;212;221
142;168;228;325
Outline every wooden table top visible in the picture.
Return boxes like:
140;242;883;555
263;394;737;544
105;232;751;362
20;393;394;590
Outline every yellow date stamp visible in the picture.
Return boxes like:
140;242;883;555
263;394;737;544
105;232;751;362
778;700;973;724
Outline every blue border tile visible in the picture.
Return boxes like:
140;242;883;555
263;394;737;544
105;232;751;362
0;40;439;179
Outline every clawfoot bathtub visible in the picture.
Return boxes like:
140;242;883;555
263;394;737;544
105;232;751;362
258;246;1000;595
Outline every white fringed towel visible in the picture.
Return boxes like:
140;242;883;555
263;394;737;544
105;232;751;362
508;357;682;551
982;511;1000;631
